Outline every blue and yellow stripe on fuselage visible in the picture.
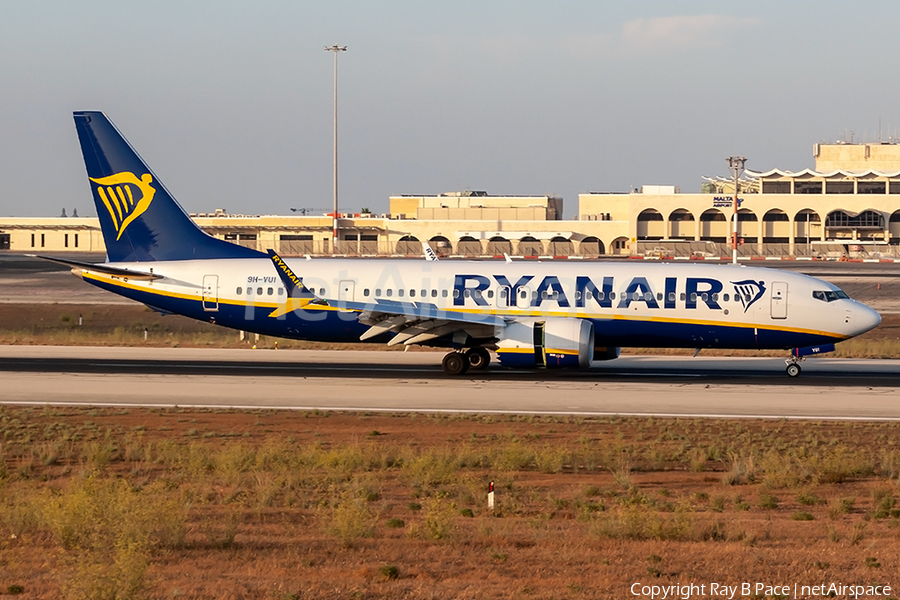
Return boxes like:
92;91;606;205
80;271;847;349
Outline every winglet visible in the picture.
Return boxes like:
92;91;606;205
266;249;319;301
265;249;327;317
504;253;513;263
422;242;439;262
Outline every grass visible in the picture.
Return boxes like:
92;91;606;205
1;407;900;598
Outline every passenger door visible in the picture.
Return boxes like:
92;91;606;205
770;281;787;319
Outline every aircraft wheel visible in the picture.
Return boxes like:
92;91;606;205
466;347;491;370
442;352;469;376
785;363;801;378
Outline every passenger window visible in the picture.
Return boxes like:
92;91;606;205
644;292;652;301
443;290;449;298
409;289;415;297
585;291;592;300
257;287;263;295
453;289;460;298
701;293;708;302
723;293;729;302
574;291;581;301
487;290;494;299
610;292;616;300
690;293;697;302
363;289;369;297
711;293;718;301
267;288;273;295
520;290;527;299
319;288;325;296
432;289;438;297
247;287;254;296
421;289;426;297
500;288;509;299
598;291;605;300
464;290;471;298
541;291;548;300
236;287;242;295
398;289;405;297
680;293;686;301
668;292;676;302
375;289;382;296
552;291;559;300
656;293;663;301
386;289;393;297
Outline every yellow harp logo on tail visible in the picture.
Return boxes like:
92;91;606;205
89;172;156;241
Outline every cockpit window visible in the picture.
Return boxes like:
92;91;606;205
812;290;850;302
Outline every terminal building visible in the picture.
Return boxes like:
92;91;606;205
2;143;900;259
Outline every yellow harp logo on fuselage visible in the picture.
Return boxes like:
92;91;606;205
89;172;156;240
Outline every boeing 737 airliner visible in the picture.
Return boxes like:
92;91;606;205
40;112;882;377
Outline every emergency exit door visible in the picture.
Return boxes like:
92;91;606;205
202;275;219;311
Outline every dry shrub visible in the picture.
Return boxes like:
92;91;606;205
420;496;456;540
812;446;875;484
493;442;533;472
401;447;455;488
722;452;756;486
827;496;855;520
877;448;900;479
324;487;377;547
38;476;187;599
758;449;813;489
588;504;694;541
533;444;567;474
688;447;707;472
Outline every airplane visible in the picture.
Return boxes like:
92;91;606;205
37;111;882;378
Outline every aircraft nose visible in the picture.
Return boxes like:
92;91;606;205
850;302;881;336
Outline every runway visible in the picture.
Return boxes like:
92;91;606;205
1;346;899;420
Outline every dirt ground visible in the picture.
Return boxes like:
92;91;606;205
1;407;899;599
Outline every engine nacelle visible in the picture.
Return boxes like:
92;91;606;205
495;318;594;369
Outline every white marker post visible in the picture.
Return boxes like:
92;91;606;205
488;481;495;510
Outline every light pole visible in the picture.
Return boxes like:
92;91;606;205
726;156;746;265
325;44;347;254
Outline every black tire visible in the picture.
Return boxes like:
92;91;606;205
466;347;491;370
442;352;469;375
786;363;801;378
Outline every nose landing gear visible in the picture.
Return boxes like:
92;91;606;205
784;343;835;378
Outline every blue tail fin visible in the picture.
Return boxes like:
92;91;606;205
73;111;265;262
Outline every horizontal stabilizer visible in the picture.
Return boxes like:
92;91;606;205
30;255;163;280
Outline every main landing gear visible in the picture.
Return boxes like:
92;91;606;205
442;348;492;375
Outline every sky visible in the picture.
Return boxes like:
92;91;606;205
2;1;900;219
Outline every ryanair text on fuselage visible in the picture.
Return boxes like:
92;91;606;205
451;274;765;312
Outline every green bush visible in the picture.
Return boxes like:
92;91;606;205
379;564;400;580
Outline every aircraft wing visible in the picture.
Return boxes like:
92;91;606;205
346;299;503;346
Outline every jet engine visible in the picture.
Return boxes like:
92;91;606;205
495;318;595;369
